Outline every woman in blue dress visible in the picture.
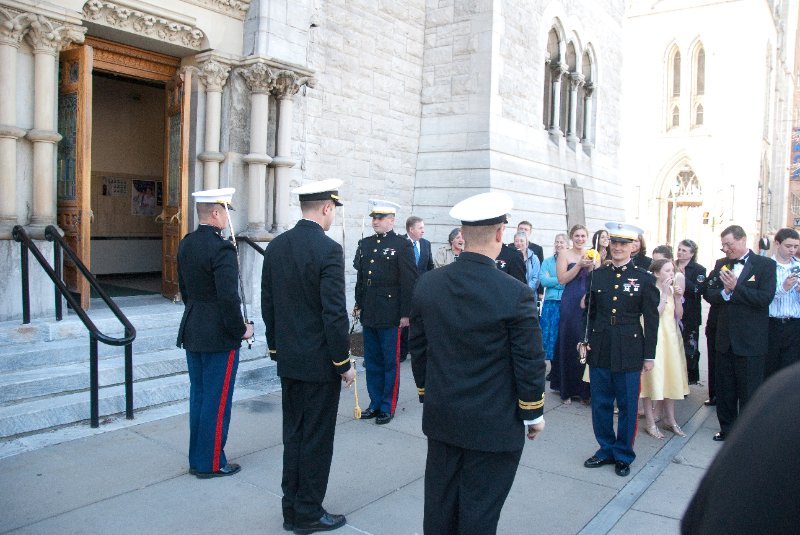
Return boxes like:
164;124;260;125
540;234;567;368
551;224;594;404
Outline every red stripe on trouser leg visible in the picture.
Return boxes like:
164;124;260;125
213;349;236;472
390;327;401;415
631;379;642;448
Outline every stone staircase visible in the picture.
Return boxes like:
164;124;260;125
0;294;277;439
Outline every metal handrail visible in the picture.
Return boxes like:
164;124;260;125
236;235;266;256
12;224;136;428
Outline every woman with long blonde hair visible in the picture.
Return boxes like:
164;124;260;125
550;224;593;404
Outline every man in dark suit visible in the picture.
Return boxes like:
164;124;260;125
398;216;434;362
176;187;253;479
261;179;355;534
704;225;776;441
581;223;659;477
410;192;546;535
353;200;417;425
405;215;434;274
682;362;800;534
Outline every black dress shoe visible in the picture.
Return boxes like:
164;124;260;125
189;468;198;475
376;412;393;425
293;512;346;534
614;461;630;477
704;398;716;406
195;463;241;479
583;456;615;468
713;431;726;442
360;408;378;420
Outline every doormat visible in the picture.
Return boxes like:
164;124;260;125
90;283;158;299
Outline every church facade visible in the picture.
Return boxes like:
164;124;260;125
1;0;630;321
621;0;798;268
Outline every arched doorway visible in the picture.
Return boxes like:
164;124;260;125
661;164;704;252
57;37;189;308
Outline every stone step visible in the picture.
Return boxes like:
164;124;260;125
0;296;185;346
0;356;278;438
0;325;182;374
0;342;270;405
0;311;267;373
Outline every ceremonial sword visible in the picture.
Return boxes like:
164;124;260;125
223;204;254;349
342;204;362;418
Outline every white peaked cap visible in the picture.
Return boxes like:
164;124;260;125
605;222;644;242
368;199;400;216
292;179;344;206
192;187;236;210
449;192;512;226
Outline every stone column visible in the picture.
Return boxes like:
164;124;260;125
24;15;85;237
270;71;314;233
548;62;567;138
581;83;595;148
196;58;230;190
566;73;584;144
0;9;33;238
239;61;274;239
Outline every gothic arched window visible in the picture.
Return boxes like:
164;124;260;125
667;46;681;130
691;44;705;127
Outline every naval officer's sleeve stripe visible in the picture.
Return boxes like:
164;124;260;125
333;357;350;366
417;387;425;395
518;396;544;410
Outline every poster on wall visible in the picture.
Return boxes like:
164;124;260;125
131;179;158;216
102;176;128;197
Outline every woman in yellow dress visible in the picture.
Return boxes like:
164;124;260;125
641;258;690;438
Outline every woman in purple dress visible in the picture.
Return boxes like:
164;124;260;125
551;224;594;404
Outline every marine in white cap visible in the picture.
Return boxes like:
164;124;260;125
176;187;253;479
409;191;546;535
581;221;659;478
261;179;353;533
191;187;236;210
352;197;417;425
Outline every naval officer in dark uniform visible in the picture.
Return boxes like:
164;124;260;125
581;222;659;477
410;192;546;535
262;179;354;534
353;199;417;425
176;187;254;478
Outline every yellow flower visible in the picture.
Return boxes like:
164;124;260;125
584;248;600;261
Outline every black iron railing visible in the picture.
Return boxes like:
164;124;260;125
12;225;136;428
235;235;266;256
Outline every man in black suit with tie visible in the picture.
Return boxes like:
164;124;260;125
399;216;434;362
704;225;776;442
261;179;355;534
410;192;546;535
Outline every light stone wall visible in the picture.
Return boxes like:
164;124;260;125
415;0;627;255
295;0;427;296
0;240;60;322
